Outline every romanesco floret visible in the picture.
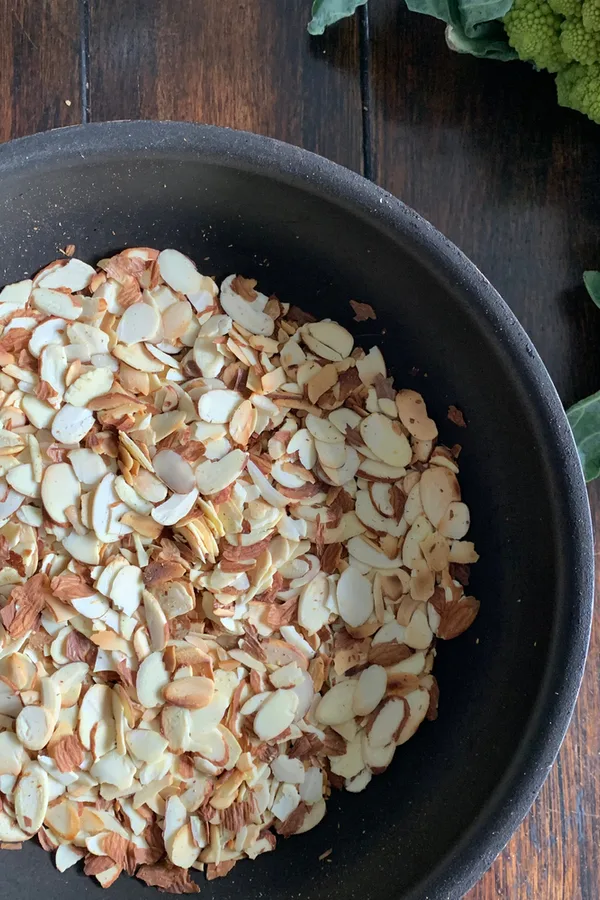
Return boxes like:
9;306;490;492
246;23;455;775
561;17;600;63
549;0;582;17
582;0;600;31
504;0;569;71
556;61;600;120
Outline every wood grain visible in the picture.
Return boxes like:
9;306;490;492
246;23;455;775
366;2;600;897
0;0;81;140
87;0;363;171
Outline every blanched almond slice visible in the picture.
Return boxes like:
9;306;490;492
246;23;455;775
117;301;161;344
346;536;400;570
357;458;407;482
356;346;386;386
133;469;168;502
360;413;412;467
28;317;66;358
151;488;198;526
198;389;243;424
109;564;144;615
32;288;82;320
315;439;346;469
15;761;49;833
0;731;27;776
395;389;438;441
114;475;153;514
37;258;95;291
315;679;356;726
298;573;330;634
68;322;109;355
78;683;113;749
354;665;387;716
355;490;403;536
143;589;169;652
41;463;80;524
337;566;374;627
136;651;170;708
162;300;193;342
158;249;204;295
196;450;247;496
253;688;299;741
161;705;192;753
62;531;102;565
305;413;344;444
271;754;306;784
246;458;288;508
0;278;32;306
113;342;164;372
51;403;95;444
21;394;56;429
6;463;41;498
64;366;114;406
320;445;361;486
16;705;54;750
126;728;169;763
153;449;195;494
90;749;136;790
219;274;275;336
164;676;214;710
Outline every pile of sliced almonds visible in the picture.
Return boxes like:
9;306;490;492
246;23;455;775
0;247;479;892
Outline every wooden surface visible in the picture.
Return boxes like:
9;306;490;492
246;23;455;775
0;0;598;895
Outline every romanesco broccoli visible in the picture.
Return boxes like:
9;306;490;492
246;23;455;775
549;0;583;16
582;0;600;32
556;61;600;119
561;17;600;64
504;0;568;72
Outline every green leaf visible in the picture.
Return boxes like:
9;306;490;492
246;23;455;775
404;0;513;37
307;0;368;35
567;389;600;482
583;271;600;309
445;22;518;58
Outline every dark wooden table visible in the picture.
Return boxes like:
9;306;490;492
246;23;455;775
1;1;599;895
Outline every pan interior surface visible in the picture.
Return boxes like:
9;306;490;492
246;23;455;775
0;123;592;900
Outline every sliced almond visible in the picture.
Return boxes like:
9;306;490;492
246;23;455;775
164;676;214;710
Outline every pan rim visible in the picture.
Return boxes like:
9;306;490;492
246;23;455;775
0;120;593;899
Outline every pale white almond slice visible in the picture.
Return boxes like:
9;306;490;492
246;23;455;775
306;320;353;358
370;482;394;517
14;761;49;833
44;799;80;841
356;346;386;386
219;274;274;336
151;488;198;526
369;698;407;748
298;573;330;635
315;439;346;469
41;463;80;524
355;490;404;536
193;338;224;378
360;412;412;467
396;688;430;745
305;413;344;444
37;258;95;291
0;810;29;843
68;322;109;355
28;317;67;358
62;531;102;566
145;342;180;367
133;469;168;503
162;300;192;342
330;737;364;779
55;843;84;872
92;473;120;542
0;278;32;306
6;463;40;498
16;704;54;750
113;342;164;372
90;750;136;790
0;488;26;521
126;728;169;764
168;822;200;868
198;389;243;424
347;536;400;570
419;466;460;527
39;343;67;400
164;676;214;710
229;399;257;446
0;429;24;454
271;460;305;489
0;731;27;776
158;249;204;294
116;301;161;344
187;691;229;738
51;403;95;444
353;665;387;716
50;661;89;697
240;692;270;716
21;394;56;429
246;458;287;508
153;449;195;494
315;679;356;726
78;683;113;749
136;651;170;709
405;606;433;650
357;458;407;481
253;688;299;742
196;450;247;496
161;706;192;753
109;565;144;615
287;428;317;469
438;501;470;539
328;408;362;434
64;366;114;406
32;288;82;320
337;566;374;627
114;475;153;515
271;754;306;784
143;590;169;652
320;446;361;487
151;410;186;442
119;433;153;472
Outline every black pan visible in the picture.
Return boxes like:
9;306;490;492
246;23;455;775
0;121;593;900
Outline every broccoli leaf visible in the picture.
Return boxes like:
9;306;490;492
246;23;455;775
446;22;518;58
567;389;600;482
405;0;514;37
583;270;600;309
308;0;368;35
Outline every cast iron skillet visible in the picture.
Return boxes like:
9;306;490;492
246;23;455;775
0;122;593;900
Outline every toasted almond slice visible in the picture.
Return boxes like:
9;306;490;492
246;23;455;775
113;342;164;372
143;590;169;652
229;399;257;446
116;301;161;344
114;475;153;514
6;463;41;498
196;450;247;496
152;488;198;526
44;799;80;841
14;761;49;834
419;467;461;527
306;321;353;358
438;501;470;539
337;566;374;627
253;688;298;741
37;258;95;291
359;413;412;467
51;404;95;444
164;676;214;710
153;449;195;494
41;463;81;524
32;288;82;320
119;432;153;471
395;389;438;441
133;468;167;502
136;651;170;708
64;366;114;406
355;490;404;537
55;843;84;872
168;822;200;868
356;346;386;386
